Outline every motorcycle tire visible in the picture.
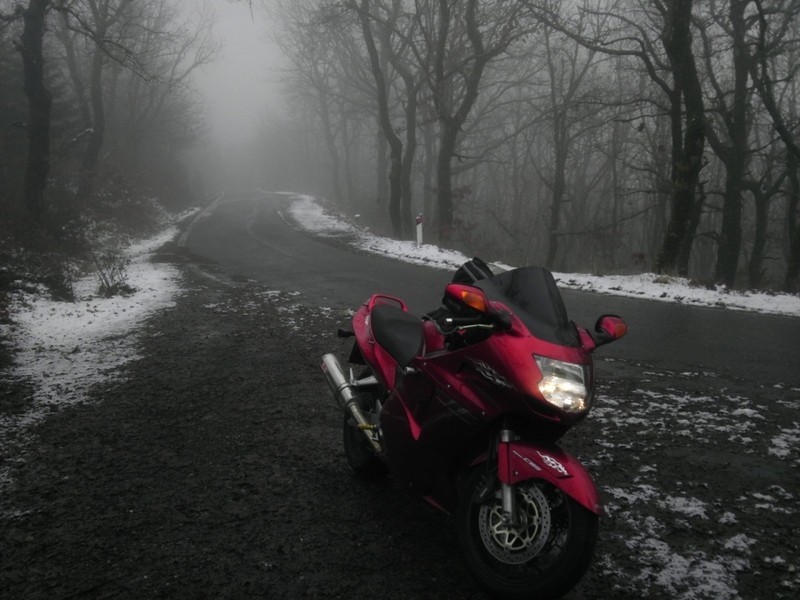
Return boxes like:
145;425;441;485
342;402;387;480
457;467;598;600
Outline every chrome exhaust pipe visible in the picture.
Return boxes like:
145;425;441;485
321;354;383;454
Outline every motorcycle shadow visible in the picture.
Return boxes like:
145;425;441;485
328;470;488;599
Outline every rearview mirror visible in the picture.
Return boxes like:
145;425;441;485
594;315;627;346
443;283;489;314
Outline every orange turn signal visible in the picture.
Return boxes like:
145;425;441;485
444;283;489;313
459;289;488;313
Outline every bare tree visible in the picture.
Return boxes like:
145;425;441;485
16;0;52;218
266;0;800;288
56;0;136;195
355;0;406;236
422;0;531;242
539;23;601;270
109;0;217;170
743;146;785;288
698;0;756;287
524;0;707;276
749;0;800;291
275;1;351;204
648;0;707;275
350;0;428;238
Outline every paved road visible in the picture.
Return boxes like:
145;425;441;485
184;190;800;389
4;189;795;600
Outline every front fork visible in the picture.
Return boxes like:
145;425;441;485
498;428;519;525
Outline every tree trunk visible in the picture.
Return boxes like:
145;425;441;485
748;0;800;291
391;27;421;239
422;117;435;236
712;0;750;288
545;120;567;270
609;121;621;271
55;12;91;128
785;153;800;291
358;0;404;237
748;192;770;289
319;95;343;205
400;83;417;238
341;118;356;205
677;179;705;274
714;166;744;286
431;0;511;243
388;154;403;236
436;122;457;242
79;36;107;197
20;0;52;218
376;129;388;204
655;0;706;275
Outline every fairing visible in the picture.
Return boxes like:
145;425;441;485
352;298;406;391
497;441;602;514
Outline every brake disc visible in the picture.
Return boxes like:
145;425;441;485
478;483;553;564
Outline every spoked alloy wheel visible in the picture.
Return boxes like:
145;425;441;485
478;482;552;564
457;468;598;600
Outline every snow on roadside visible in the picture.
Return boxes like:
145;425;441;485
288;194;800;319
0;226;182;435
286;193;471;270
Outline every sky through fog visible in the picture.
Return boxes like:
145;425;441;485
195;0;285;148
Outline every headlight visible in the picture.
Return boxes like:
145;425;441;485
534;355;590;413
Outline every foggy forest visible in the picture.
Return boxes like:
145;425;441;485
2;0;800;296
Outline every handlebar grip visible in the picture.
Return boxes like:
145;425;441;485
437;315;480;333
444;316;484;326
436;309;511;333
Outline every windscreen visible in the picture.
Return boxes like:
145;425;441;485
476;267;579;347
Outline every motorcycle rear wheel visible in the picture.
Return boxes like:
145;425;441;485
342;387;387;480
342;414;386;479
457;468;598;600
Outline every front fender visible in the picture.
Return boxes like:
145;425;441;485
497;441;601;515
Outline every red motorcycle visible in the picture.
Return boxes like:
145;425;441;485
321;258;626;599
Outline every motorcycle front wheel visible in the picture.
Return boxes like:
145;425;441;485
457;468;598;600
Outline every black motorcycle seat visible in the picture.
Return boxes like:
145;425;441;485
370;304;424;369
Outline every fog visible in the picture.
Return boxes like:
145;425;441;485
1;0;795;296
196;1;284;147
177;0;800;290
188;1;290;194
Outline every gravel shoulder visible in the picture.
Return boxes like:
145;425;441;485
1;240;798;599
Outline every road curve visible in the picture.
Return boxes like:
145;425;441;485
183;191;800;388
